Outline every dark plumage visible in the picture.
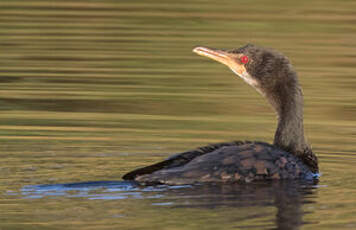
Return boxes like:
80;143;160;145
122;44;318;185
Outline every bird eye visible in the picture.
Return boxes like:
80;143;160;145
240;55;249;64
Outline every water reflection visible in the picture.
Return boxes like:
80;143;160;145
20;180;318;229
21;180;192;199
160;181;319;230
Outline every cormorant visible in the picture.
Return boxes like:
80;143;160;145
122;44;319;185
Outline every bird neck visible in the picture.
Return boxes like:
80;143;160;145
266;76;318;173
273;86;309;154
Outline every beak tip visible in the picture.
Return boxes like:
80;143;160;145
192;46;200;53
192;46;206;55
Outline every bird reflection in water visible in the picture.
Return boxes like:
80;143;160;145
20;179;318;229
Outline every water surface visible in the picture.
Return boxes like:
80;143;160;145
1;0;356;229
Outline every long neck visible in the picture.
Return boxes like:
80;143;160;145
268;80;318;173
272;85;309;155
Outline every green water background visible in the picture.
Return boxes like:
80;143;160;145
1;0;356;229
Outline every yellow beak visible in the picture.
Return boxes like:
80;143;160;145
193;46;247;76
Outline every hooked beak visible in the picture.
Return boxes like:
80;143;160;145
193;46;246;76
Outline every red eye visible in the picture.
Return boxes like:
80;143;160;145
240;55;249;64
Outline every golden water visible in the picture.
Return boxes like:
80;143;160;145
1;0;356;229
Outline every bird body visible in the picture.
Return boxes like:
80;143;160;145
123;44;319;185
123;141;316;185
